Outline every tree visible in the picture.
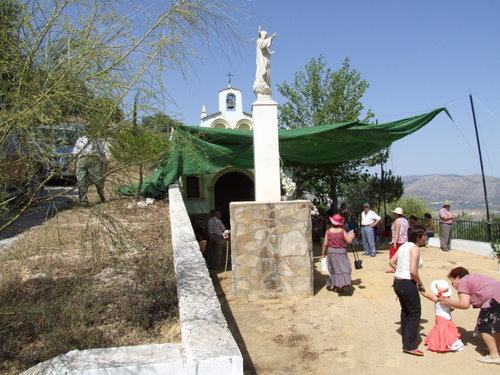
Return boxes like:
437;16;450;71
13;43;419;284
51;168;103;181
109;113;170;201
0;0;240;233
390;195;431;219
0;0;24;110
341;170;404;217
141;112;182;135
277;56;379;207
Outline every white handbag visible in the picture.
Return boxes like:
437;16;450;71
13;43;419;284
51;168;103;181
321;257;329;275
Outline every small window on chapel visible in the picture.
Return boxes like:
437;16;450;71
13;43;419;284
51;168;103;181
185;176;201;198
226;93;236;110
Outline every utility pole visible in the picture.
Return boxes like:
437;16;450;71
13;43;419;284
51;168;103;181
469;94;492;244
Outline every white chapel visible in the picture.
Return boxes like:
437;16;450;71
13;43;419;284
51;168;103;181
182;82;255;228
199;84;253;130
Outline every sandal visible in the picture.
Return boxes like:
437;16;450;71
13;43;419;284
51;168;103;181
403;349;424;356
477;355;500;364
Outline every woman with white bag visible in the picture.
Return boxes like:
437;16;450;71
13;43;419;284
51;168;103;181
322;214;355;293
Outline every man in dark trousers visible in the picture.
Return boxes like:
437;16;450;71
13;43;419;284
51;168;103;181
207;210;226;268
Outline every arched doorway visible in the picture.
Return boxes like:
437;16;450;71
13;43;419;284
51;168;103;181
214;171;254;228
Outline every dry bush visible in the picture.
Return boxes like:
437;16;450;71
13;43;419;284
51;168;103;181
272;333;307;347
0;192;180;374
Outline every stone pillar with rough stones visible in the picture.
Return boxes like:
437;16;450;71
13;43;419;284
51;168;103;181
230;27;313;299
230;201;313;299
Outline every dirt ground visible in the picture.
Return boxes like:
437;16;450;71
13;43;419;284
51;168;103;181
212;243;499;375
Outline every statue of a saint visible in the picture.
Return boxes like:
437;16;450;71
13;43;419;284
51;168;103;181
253;26;277;98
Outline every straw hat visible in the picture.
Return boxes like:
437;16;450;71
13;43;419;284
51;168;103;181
443;200;452;206
392;207;404;215
329;214;344;226
431;280;452;297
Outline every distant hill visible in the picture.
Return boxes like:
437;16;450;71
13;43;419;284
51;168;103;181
402;174;500;210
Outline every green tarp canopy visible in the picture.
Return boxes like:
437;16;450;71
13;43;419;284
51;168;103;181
117;107;450;198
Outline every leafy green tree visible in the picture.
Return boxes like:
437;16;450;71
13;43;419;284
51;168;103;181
389;195;431;219
141;112;182;135
0;0;24;110
110;95;171;201
341;170;404;217
277;55;379;206
0;0;240;232
110;124;170;200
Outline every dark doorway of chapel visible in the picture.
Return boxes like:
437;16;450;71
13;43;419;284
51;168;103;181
214;172;254;228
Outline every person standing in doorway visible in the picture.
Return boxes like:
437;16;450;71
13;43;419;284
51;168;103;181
207;210;226;269
438;200;456;251
360;202;381;257
72;134;107;206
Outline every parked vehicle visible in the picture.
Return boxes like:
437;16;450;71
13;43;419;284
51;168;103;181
0;131;47;203
40;124;82;182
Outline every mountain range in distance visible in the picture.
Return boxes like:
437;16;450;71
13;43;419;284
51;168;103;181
402;174;500;212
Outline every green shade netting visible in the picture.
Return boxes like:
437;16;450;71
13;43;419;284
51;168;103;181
117;107;451;198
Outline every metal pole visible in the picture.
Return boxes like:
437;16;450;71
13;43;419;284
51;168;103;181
469;94;492;243
376;120;387;218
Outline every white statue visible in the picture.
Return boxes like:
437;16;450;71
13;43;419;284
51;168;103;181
253;26;277;98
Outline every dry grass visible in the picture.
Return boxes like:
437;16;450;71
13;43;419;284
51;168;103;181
0;168;180;374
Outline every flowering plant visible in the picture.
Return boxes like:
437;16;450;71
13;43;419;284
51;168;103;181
280;169;296;200
222;230;231;240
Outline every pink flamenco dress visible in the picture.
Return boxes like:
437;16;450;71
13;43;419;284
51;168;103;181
425;302;464;352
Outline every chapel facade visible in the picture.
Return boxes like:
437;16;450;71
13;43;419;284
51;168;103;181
182;84;255;228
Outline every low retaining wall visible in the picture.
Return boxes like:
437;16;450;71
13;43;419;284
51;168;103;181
428;237;494;258
22;184;242;375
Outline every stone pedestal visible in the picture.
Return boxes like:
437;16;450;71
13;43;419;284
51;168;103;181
252;97;281;202
230;200;313;299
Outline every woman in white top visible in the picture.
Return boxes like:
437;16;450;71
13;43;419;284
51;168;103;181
389;225;427;356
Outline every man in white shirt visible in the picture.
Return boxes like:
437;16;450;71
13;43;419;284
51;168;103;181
72;135;107;205
207;210;226;268
360;202;381;257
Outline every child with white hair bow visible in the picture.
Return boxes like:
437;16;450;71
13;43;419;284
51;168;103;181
421;279;464;352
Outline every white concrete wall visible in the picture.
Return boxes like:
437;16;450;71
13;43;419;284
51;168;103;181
21;184;243;375
428;237;495;258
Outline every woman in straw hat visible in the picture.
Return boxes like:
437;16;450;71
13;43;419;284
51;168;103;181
322;214;355;293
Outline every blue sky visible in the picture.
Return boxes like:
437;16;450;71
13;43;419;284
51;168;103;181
154;0;500;178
